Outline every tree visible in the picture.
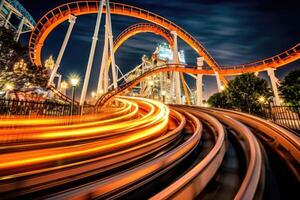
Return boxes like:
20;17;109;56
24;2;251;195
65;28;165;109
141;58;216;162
279;70;300;106
208;73;273;114
208;91;232;108
0;27;49;95
227;73;273;113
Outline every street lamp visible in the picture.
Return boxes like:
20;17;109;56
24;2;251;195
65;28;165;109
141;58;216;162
69;74;80;115
4;82;14;99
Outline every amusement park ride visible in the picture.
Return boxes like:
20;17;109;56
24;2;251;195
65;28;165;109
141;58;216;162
25;0;300;107
0;1;299;199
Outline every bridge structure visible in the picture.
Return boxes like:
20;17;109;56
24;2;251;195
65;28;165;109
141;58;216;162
0;1;299;199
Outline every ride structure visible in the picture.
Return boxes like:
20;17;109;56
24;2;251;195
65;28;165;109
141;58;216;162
27;0;300;106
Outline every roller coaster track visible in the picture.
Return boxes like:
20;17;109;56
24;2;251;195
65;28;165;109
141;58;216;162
1;97;298;199
95;64;212;107
49;85;79;105
113;22;174;50
29;1;300;79
28;1;221;74
112;23;300;74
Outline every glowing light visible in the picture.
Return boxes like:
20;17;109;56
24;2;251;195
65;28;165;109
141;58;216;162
4;82;14;91
92;91;96;98
61;81;68;89
0;97;171;173
258;96;265;103
44;55;55;70
161;90;166;96
69;74;80;87
13;59;27;72
220;85;225;91
149;81;154;86
279;99;284;104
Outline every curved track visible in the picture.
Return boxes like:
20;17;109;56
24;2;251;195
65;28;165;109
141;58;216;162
29;0;220;74
29;1;300;78
0;97;298;199
114;22;174;50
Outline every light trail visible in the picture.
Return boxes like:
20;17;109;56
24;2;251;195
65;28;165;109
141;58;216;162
0;97;298;200
0;97;170;173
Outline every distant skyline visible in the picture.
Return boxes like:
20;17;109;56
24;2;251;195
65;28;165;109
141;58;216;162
19;0;300;100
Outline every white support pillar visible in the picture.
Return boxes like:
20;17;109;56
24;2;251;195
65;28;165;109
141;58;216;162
4;10;12;28
57;74;62;91
215;72;222;92
15;16;25;41
80;1;104;106
48;15;76;86
106;0;118;89
0;0;4;13
97;17;109;95
196;57;204;106
267;68;281;105
171;31;181;104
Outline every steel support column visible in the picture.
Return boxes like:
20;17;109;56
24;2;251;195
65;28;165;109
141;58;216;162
57;74;62;91
48;15;76;86
267;68;281;105
4;10;12;28
80;1;104;106
215;72;222;92
196;57;204;106
106;0;118;89
0;0;4;13
171;31;181;104
15;16;25;41
97;18;109;95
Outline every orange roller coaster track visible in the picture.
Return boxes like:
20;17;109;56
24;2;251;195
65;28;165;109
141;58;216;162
113;22;174;50
96;64;213;107
29;1;300;78
112;22;300;75
29;1;220;72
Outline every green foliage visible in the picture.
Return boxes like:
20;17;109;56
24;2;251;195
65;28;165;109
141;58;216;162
279;70;300;106
0;27;49;92
207;91;232;108
208;73;273;114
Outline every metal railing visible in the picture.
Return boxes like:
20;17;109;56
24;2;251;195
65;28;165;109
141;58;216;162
0;98;80;116
261;105;300;133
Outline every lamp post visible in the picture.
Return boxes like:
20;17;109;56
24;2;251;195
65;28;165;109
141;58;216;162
69;74;80;115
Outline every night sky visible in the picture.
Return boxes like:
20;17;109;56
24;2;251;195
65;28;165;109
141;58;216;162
18;0;300;100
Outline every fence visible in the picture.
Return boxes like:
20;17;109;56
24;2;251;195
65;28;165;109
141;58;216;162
0;98;80;116
262;105;300;133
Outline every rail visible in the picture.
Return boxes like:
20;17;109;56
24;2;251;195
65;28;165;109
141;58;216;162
0;98;77;116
